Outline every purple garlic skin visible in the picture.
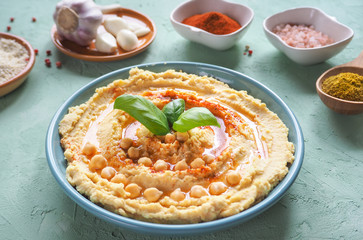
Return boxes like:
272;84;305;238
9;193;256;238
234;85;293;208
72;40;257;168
54;0;103;46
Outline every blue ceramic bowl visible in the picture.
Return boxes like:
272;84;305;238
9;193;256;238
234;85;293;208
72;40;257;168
46;62;304;235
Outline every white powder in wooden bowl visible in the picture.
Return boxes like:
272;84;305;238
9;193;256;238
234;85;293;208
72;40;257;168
0;38;30;85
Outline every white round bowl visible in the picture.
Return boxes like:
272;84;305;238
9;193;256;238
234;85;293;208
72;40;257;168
263;7;354;65
170;0;254;50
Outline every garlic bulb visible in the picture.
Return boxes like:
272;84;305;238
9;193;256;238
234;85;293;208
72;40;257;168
53;0;103;46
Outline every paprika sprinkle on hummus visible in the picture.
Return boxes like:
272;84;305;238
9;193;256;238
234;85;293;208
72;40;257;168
59;68;294;224
182;11;241;35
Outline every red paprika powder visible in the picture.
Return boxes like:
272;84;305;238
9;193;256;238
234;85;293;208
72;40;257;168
182;11;241;35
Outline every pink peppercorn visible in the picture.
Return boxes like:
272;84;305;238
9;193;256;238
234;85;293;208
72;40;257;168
32;17;36;22
6;26;11;31
34;49;39;55
248;50;253;56
56;61;62;68
10;17;14;22
46;50;51;56
45;58;51;67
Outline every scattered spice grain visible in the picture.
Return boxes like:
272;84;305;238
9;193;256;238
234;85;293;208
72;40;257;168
56;61;62;68
45;58;51;67
46;50;51;56
32;17;36;22
6;26;11;31
10;17;14;22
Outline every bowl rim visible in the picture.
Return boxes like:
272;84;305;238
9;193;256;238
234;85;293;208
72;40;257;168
46;61;304;235
0;32;35;88
263;6;354;51
170;0;254;37
316;72;363;105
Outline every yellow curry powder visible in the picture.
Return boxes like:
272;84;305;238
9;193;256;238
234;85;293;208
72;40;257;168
321;72;363;101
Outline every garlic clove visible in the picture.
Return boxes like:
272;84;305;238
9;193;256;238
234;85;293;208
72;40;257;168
95;31;117;53
134;27;151;37
127;22;143;32
104;17;128;36
97;4;122;14
117;29;138;51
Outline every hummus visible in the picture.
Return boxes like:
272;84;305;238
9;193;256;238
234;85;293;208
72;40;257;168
59;68;294;223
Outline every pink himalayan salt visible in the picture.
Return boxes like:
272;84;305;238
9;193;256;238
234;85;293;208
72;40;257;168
272;23;334;48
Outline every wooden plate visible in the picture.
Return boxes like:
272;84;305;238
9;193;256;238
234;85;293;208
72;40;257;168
51;8;156;62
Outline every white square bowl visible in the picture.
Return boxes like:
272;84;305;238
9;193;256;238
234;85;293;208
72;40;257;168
263;7;354;65
170;0;254;50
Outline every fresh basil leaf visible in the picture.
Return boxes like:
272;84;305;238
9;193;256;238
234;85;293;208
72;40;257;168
162;99;185;125
114;94;170;135
173;107;220;132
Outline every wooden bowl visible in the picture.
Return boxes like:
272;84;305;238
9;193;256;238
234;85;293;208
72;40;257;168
0;32;35;97
316;66;363;114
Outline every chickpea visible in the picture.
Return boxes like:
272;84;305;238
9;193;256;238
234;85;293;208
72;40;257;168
125;183;142;198
170;188;185;201
226;171;241;186
138;157;153;167
82;142;97;156
190;185;208;198
176;132;189;142
203;154;214;164
100;167;116;180
143;187;163;202
111;173;128;184
209;182;227;195
124;158;133;164
156;135;165;142
190;158;205;169
174;159;189;171
164;133;175;143
154;160;168;171
127;147;140;159
120;138;133;150
89;154;107;171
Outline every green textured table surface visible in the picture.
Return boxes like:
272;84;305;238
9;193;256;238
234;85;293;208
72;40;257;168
1;0;362;239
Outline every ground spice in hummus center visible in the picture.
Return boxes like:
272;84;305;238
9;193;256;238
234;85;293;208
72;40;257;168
321;72;363;101
182;11;241;35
